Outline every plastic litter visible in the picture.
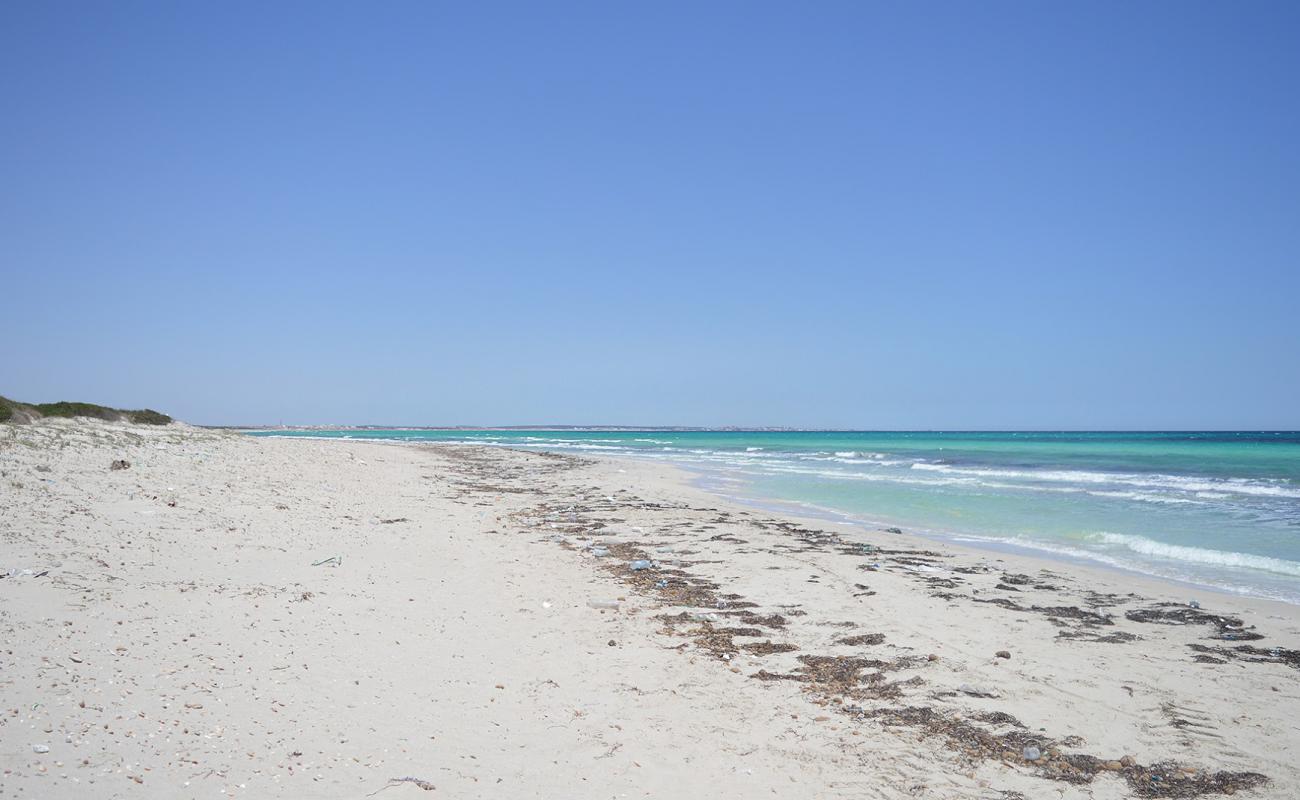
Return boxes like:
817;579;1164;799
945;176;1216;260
1188;599;1201;609
629;560;653;571
587;600;620;610
32;744;49;754
1022;746;1041;761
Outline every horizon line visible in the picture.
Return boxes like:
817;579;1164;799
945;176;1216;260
217;425;1300;434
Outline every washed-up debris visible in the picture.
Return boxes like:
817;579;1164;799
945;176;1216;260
587;599;620;610
1126;604;1263;641
3;568;48;579
1057;629;1141;644
381;775;435;792
1188;643;1300;671
858;705;1267;796
32;744;49;754
312;556;342;567
378;517;410;524
973;597;1114;627
836;633;886;646
629;559;653;571
110;459;130;470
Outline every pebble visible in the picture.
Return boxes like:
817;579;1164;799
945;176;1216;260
995;650;1011;659
32;745;49;754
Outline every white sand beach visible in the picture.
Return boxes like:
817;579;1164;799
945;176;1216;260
2;419;1297;799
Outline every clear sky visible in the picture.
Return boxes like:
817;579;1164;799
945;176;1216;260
2;2;1297;428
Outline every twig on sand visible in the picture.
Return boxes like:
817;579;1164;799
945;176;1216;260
368;776;436;795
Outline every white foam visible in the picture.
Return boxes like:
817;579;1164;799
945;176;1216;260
1094;533;1300;577
1086;490;1203;505
909;463;1300;499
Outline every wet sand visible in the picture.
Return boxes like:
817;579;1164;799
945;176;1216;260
2;418;1297;798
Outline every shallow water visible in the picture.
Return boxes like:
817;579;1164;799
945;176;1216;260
246;429;1300;603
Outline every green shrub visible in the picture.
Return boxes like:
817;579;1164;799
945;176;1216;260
128;409;172;425
32;401;120;421
0;397;173;425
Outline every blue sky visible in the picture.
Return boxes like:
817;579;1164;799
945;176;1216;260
3;2;1297;428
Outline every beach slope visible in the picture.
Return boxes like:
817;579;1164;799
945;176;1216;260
1;419;1297;798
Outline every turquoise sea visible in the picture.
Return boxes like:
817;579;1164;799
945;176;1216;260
247;430;1300;603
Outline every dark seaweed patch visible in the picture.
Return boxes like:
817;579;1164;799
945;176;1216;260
836;633;886;646
1126;605;1264;642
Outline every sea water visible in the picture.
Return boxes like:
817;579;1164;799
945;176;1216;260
247;429;1300;603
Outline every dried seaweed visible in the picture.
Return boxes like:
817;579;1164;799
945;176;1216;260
741;640;799;655
835;633;886;646
857;706;1267;796
1126;605;1264;642
1188;643;1300;670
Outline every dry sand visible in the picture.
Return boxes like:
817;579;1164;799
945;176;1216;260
2;418;1298;798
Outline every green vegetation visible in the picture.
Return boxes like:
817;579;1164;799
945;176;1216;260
32;401;124;421
127;409;172;425
0;395;171;425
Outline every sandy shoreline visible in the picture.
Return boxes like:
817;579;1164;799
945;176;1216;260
2;419;1297;798
663;458;1300;616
